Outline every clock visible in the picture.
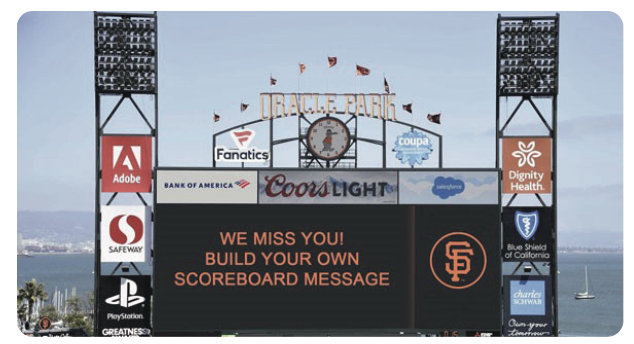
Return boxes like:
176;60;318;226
306;117;351;160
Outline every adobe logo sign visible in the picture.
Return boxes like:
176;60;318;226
102;136;152;193
101;206;152;263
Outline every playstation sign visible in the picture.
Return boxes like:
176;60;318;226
99;275;152;337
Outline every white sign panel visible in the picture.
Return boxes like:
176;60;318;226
101;206;152;263
399;171;499;205
259;170;398;204
157;170;258;204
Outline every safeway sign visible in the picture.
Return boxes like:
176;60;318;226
101;205;152;263
102;136;152;192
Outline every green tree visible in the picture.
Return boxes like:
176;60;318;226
39;304;60;322
17;301;28;326
64;295;93;336
17;279;49;322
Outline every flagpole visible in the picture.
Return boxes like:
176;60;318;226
354;62;357;94
326;58;329;94
212;109;215;166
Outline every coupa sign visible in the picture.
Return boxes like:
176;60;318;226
258;171;398;204
393;130;433;167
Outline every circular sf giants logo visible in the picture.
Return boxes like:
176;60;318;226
430;232;487;289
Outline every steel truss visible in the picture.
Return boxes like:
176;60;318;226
496;13;559;336
93;11;158;335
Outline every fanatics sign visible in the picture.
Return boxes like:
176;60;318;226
102;136;152;193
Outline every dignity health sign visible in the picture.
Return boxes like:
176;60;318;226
502;137;551;194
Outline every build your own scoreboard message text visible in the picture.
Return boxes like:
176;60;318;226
175;230;391;288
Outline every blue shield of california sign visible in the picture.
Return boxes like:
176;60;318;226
393;130;433;167
514;210;539;240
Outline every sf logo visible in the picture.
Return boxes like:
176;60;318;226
445;241;474;282
430;232;487;289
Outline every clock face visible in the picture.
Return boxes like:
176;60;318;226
307;117;351;160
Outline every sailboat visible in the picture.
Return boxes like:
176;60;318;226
575;266;595;300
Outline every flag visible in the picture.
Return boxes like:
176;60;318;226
403;103;413;114
428;113;441;124
240;103;249;112
270;76;277;86
213;113;220;122
384;77;390;93
328;56;337;68
299;63;306;75
356;64;370;76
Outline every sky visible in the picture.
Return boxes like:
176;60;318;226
16;11;623;246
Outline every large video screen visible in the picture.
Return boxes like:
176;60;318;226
152;169;500;335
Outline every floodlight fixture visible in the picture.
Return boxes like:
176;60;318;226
497;15;559;96
94;12;157;94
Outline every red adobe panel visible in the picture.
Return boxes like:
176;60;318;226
102;136;152;193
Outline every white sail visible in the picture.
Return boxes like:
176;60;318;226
575;266;595;300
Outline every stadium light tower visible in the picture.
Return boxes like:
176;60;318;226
93;11;158;336
496;13;559;337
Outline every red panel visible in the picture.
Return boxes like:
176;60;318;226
102;136;152;193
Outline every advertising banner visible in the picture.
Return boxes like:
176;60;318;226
100;206;152;263
258;170;398;204
399;171;498;204
393;130;433;167
101;136;152;193
503;275;553;336
502;137;551;194
416;205;501;330
502;207;553;262
213;129;270;163
98;275;152;337
156;170;258;204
